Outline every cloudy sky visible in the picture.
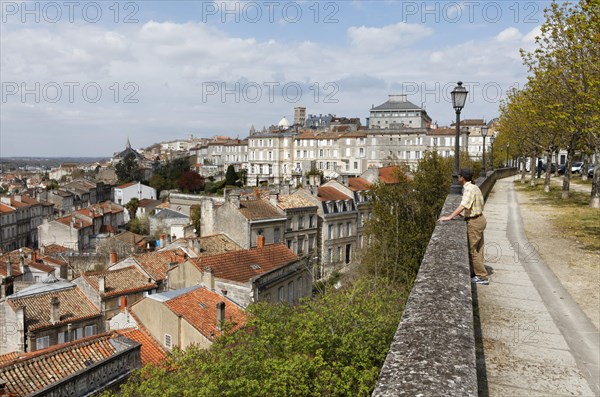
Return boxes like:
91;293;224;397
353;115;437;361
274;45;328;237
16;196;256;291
0;0;549;157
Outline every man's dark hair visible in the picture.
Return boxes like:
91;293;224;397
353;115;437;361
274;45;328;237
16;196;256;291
459;168;474;181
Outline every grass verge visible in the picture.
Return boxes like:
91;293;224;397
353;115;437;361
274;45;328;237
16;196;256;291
514;181;600;252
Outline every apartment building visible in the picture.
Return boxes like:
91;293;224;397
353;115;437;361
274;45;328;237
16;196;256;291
0;195;53;252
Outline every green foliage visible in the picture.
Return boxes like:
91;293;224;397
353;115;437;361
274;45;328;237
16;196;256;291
361;152;451;286
46;179;59;190
110;277;406;397
225;165;238;186
149;157;191;195
127;215;149;235
115;153;143;184
125;197;140;220
204;179;227;194
190;205;201;236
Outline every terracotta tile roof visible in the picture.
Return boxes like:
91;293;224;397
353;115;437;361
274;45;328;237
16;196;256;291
317;186;352;201
41;244;69;255
40;256;68;266
348;177;371;191
277;194;319;210
7;286;101;331
0;202;14;213
0;351;20;365
116;181;138;189
28;261;56;274
189;244;299;283
238;199;283;221
132;249;186;281
165;287;247;339
197;234;242;256
378;166;402;184
81;266;156;297
56;215;93;229
0;333;139;397
428;127;455;136
138;198;162;208
116;327;167;366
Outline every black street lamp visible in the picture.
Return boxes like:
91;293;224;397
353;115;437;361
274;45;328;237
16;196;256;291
506;143;510;167
489;134;495;171
480;126;488;178
450;81;468;193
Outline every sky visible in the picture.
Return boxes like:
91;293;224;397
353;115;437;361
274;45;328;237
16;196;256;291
0;0;552;157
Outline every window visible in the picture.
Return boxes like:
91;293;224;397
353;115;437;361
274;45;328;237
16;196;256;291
288;281;294;303
297;277;303;297
36;336;50;350
327;248;333;262
338;246;343;262
286;239;292;249
309;215;315;228
278;286;284;303
274;228;280;243
346;222;352;236
164;334;173;349
75;328;84;340
308;236;315;251
328;225;334;239
298;215;304;229
58;331;68;344
354;162;358;170
338;223;343;238
85;324;97;337
298;237;304;255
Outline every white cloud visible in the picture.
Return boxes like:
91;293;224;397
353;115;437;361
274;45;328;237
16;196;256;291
347;22;433;52
496;27;523;42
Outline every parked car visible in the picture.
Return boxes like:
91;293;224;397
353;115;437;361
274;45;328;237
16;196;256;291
558;164;566;175
587;166;595;178
541;163;556;173
571;162;584;174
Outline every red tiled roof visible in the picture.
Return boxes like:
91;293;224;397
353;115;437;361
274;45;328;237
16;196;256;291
428;127;455;136
82;266;156;297
0;351;20;365
40;256;67;266
317;186;352;201
41;244;69;255
56;215;93;229
0;203;14;213
116;327;167;366
7;286;100;331
132;249;186;281
165;287;246;339
378;166;401;184
116;181;138;189
189;244;299;283
348;177;371;191
0;333;138;397
28;261;55;274
238;199;283;221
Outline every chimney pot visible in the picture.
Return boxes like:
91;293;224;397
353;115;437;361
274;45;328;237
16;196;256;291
110;251;118;265
257;235;265;249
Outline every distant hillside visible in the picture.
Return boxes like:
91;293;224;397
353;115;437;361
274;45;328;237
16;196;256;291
0;157;109;171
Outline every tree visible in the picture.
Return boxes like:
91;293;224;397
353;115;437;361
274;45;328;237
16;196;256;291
178;171;205;193
190;205;201;237
127;215;150;235
115;153;143;184
520;0;600;203
125;198;140;220
225;165;238;186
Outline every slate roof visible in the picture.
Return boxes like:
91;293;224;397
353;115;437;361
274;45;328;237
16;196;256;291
152;208;189;220
371;98;422;111
80;266;156;297
238;199;284;221
0;333;139;397
188;244;299;283
7;285;101;331
164;287;247;339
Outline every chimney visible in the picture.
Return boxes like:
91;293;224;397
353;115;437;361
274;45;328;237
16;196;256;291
16;306;26;352
257;234;265;249
269;192;278;207
6;261;13;277
204;267;215;290
98;276;106;293
50;296;60;324
216;301;225;331
110;250;118;265
229;194;240;209
176;250;186;263
19;253;26;274
160;234;166;247
120;295;128;313
31;250;38;263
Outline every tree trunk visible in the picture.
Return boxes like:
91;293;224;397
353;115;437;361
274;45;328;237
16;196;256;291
581;154;588;182
529;156;536;186
562;137;577;200
544;151;552;192
590;147;600;208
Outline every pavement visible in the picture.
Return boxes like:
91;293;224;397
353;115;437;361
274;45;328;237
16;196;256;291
475;177;599;397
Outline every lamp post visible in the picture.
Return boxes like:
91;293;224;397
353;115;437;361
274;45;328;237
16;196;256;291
506;143;510;167
480;126;488;178
450;81;468;193
489;134;495;171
